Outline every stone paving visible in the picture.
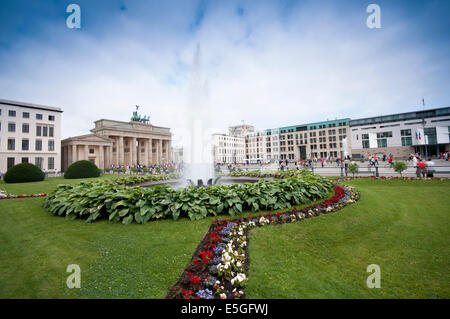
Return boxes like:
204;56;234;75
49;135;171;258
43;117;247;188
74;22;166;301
221;160;450;178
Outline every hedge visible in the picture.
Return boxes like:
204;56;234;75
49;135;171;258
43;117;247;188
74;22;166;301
64;160;101;179
3;163;45;183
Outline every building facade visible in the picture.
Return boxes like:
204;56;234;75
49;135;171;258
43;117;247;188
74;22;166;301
260;119;351;162
61;118;172;171
0;99;62;173
212;133;246;164
349;107;450;159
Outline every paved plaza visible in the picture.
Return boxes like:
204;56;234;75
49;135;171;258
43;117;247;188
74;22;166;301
220;159;450;178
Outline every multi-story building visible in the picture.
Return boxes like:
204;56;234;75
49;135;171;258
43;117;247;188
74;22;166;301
212;133;246;164
228;124;255;137
262;119;351;162
349;107;450;159
0;99;62;173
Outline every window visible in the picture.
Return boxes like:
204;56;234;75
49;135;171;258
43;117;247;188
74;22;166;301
36;113;43;120
35;157;43;169
8;110;16;117
22;123;29;133
48;157;55;170
377;139;387;148
43;126;48;137
401;129;411;136
7;157;15;169
376;131;392;138
48;140;55;151
362;134;370;149
21;157;29;163
23;112;30;118
424;127;437;144
401;137;412;146
48;126;54;137
8;122;15;132
36;125;42;136
89;148;94;154
8;138;15;150
35;139;42;151
48;115;55;121
22;139;29;151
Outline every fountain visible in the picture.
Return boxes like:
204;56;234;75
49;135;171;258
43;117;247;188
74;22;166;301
183;44;217;187
138;45;264;189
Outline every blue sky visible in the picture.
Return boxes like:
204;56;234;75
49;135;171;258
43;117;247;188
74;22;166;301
1;0;449;142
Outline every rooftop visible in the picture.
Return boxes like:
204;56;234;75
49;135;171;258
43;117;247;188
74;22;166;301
0;98;63;113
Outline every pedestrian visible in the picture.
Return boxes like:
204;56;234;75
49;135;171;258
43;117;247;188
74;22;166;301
426;158;435;178
417;158;427;178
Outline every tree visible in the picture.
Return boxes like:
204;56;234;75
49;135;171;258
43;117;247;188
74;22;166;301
393;161;408;177
348;163;359;177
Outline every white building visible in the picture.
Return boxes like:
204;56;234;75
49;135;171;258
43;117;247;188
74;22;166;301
349;107;450;159
212;133;246;164
0;99;62;173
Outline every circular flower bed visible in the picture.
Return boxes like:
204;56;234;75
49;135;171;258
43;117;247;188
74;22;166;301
44;171;333;224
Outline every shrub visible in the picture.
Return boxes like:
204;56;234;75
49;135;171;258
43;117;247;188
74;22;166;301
3;162;45;183
44;172;332;224
64;160;100;179
348;163;359;177
393;161;408;177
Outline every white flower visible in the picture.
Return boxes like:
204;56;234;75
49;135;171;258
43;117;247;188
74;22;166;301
220;293;227;299
236;261;242;268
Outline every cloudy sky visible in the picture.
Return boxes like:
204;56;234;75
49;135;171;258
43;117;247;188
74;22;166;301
1;0;449;145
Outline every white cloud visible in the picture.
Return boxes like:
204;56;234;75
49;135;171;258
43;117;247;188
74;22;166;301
0;0;448;145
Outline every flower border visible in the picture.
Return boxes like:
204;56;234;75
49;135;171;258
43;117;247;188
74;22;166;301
166;184;360;299
0;193;47;200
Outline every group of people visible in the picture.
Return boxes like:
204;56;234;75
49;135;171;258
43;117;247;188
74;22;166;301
409;153;436;178
108;162;182;175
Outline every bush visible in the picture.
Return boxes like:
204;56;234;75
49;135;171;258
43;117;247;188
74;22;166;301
44;172;332;224
3;162;45;183
393;161;408;177
348;163;359;177
64;160;101;179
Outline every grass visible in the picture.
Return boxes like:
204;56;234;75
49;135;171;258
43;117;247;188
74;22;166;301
246;179;450;298
0;177;449;298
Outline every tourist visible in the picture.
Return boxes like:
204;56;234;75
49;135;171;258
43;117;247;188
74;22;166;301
412;155;418;167
388;154;394;167
321;157;324;167
426;158;435;178
417;159;427;178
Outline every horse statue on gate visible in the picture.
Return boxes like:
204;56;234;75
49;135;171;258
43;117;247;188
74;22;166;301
130;105;150;124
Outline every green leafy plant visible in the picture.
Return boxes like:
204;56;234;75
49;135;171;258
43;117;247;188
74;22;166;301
393;161;408;177
3;163;45;183
44;172;332;224
348;163;359;177
64;160;101;179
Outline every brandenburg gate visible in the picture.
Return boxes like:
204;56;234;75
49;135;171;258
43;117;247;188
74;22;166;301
61;115;172;171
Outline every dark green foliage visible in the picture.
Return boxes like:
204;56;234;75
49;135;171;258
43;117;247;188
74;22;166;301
44;172;332;224
64;160;101;179
3;163;45;183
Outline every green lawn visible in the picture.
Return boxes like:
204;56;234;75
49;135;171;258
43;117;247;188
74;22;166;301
246;179;450;298
0;177;449;298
